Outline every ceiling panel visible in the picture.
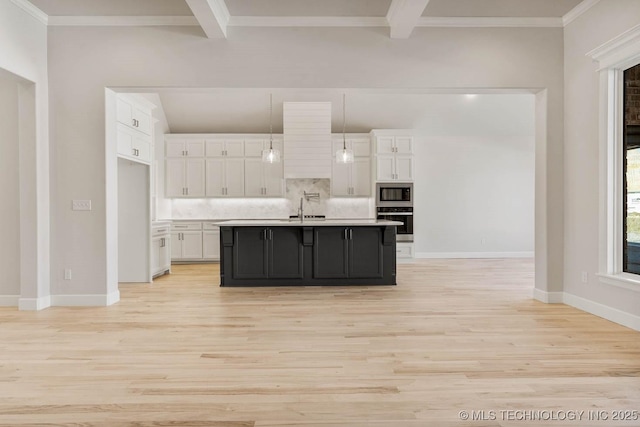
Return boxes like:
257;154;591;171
225;0;392;17
422;0;583;18
27;0;193;16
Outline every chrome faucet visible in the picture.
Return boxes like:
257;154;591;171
297;191;319;222
298;197;304;223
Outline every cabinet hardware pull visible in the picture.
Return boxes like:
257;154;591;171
269;229;273;240
349;229;353;240
132;119;136;127
186;150;188;156
343;229;348;240
186;188;189;195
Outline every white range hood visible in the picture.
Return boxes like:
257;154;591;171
283;102;332;179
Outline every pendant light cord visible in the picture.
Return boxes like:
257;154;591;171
342;93;346;150
269;93;274;150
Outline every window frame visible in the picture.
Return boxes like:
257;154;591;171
588;24;640;291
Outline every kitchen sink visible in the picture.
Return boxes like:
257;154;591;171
288;215;326;221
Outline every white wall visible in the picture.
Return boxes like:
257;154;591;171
0;1;49;308
0;73;20;300
414;134;535;257
564;2;640;321
46;24;564;297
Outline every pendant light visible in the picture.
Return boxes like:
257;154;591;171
262;93;281;163
336;93;354;164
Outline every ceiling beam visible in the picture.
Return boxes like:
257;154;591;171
386;0;431;39
185;0;230;38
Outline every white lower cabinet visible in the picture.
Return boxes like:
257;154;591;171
151;224;171;278
171;221;221;262
203;222;221;261
171;222;203;260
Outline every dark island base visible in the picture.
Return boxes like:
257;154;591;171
219;225;397;287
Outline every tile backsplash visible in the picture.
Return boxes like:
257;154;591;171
170;179;372;219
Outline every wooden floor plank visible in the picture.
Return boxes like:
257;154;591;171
0;259;639;426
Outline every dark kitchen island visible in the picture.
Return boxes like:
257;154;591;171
218;219;401;286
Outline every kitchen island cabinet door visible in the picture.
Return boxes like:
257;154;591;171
349;227;383;278
233;228;268;279
313;227;349;278
268;228;304;279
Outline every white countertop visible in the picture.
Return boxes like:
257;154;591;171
216;219;403;227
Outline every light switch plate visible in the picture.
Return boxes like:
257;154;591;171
72;200;92;211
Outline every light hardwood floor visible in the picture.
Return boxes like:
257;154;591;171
1;259;639;426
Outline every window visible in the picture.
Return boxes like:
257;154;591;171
623;64;640;274
588;24;640;289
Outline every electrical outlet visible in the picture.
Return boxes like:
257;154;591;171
581;271;588;284
64;268;72;280
72;200;92;211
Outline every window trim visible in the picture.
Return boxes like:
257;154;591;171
588;24;640;290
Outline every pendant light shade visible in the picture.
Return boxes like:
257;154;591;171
262;93;281;163
336;93;354;164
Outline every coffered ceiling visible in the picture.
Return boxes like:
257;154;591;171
26;0;594;39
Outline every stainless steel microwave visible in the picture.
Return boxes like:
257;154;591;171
376;183;413;207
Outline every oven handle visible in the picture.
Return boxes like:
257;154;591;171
377;212;413;216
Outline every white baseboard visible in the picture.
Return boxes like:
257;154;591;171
532;288;564;303
51;290;120;307
415;251;535;259
19;295;51;311
0;295;20;306
563;292;640;332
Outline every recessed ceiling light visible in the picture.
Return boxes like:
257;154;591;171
465;94;477;99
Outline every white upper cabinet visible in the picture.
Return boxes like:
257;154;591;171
165;158;205;197
206;139;244;157
116;95;152;136
116;95;155;164
166;139;205;158
374;134;414;181
117;123;151;164
375;136;413;155
245;158;284;197
331;135;371;197
205;158;245;197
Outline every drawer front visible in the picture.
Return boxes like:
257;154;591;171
152;227;170;237
171;222;202;231
203;222;221;230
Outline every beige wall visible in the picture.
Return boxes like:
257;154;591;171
564;1;640;318
0;74;20;298
0;1;49;307
47;24;565;296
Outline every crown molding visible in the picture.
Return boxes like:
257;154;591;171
228;16;388;27
47;16;199;26
416;17;563;28
586;23;640;70
8;0;48;25
562;0;601;27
